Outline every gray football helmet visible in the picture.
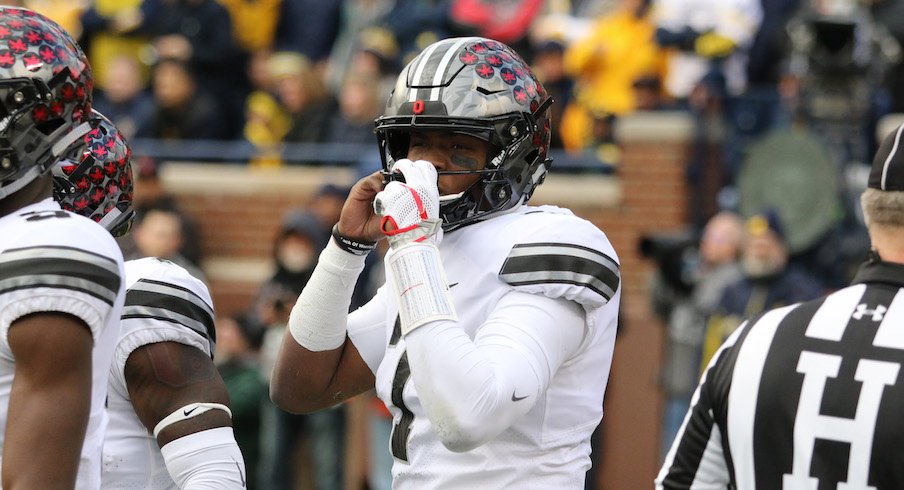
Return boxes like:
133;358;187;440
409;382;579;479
53;110;134;237
0;7;94;199
375;37;553;232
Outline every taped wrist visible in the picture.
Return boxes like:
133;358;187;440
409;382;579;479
288;237;368;351
385;241;456;335
153;402;233;439
385;217;442;248
160;427;247;489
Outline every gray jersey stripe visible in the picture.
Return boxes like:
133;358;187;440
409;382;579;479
500;270;616;300
1;245;119;274
128;280;213;318
507;244;618;272
0;273;119;304
1;256;121;293
122;305;212;345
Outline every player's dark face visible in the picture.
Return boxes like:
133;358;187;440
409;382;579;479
407;131;491;196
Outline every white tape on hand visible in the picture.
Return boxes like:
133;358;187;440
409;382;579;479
385;241;457;335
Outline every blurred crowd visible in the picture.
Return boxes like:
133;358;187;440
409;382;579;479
15;0;904;200
13;0;904;487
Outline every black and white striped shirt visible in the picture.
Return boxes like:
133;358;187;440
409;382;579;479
657;256;904;490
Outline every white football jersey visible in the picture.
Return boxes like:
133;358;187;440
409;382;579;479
0;198;125;489
348;205;621;489
101;257;216;489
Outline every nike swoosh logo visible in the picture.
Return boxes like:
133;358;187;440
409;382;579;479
448;282;459;288
511;392;529;402
183;407;198;416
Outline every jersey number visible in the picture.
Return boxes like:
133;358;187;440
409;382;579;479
23;210;70;221
783;351;899;489
388;316;414;462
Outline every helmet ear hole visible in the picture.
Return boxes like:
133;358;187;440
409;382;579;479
36;118;65;136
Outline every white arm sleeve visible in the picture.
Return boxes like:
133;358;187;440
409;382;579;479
160;427;247;489
288;238;369;351
346;285;392;374
404;290;585;452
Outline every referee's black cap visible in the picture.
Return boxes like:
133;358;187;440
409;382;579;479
870;123;904;191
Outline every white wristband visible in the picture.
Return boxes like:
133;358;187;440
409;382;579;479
288;237;368;351
153;402;233;439
385;241;457;335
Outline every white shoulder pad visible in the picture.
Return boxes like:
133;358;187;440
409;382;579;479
122;258;216;356
494;206;620;309
0;200;125;342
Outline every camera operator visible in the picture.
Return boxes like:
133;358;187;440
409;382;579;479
786;0;901;166
644;211;745;462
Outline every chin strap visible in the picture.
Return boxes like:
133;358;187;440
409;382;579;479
50;121;92;159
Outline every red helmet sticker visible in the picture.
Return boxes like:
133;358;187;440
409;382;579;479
513;64;526;79
24;29;40;44
475;62;494;79
8;37;26;53
500;68;516;85
89;166;104;183
413;99;425;114
470;42;488;54
459;50;478;65
512;85;527;104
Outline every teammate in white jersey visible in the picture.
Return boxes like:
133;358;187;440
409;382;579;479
271;36;621;488
0;8;126;488
53;111;247;489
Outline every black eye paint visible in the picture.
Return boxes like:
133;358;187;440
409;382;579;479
451;152;480;170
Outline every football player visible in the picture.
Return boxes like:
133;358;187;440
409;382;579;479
0;8;126;488
53;111;246;488
271;37;621;487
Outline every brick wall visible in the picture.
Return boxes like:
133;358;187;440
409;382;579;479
158;111;694;490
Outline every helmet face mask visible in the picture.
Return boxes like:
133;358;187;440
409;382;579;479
375;37;553;232
53;110;134;237
0;7;93;200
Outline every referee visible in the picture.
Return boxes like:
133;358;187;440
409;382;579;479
656;123;904;490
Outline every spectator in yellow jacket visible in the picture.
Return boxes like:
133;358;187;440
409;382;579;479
560;0;668;151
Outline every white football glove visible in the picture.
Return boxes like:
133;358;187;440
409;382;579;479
374;159;443;248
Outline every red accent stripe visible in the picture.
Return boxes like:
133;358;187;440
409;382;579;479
407;184;428;220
